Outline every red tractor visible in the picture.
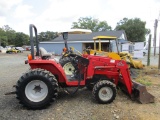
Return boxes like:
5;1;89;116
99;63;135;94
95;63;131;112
10;24;154;109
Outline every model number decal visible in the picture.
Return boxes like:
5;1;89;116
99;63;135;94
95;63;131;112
117;61;124;66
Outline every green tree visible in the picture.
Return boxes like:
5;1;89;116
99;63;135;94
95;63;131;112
115;18;150;42
0;28;8;47
2;25;12;31
0;25;30;47
2;25;16;45
15;32;29;46
38;31;58;41
6;30;16;45
0;36;8;47
72;17;112;32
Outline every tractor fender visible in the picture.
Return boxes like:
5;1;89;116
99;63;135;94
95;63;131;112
28;59;67;83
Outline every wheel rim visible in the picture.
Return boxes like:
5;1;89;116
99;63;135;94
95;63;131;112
25;80;48;102
98;87;113;101
63;62;75;75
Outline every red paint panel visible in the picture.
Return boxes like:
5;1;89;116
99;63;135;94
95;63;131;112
29;59;67;83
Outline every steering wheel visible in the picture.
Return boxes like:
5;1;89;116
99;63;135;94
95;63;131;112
69;53;89;66
61;47;73;58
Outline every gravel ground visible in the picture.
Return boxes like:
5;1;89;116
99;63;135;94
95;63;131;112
0;51;160;120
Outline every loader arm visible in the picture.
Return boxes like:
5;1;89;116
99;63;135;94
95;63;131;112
116;60;154;103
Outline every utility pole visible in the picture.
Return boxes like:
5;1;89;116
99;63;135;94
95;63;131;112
147;34;151;66
153;19;158;56
157;12;160;69
158;33;160;69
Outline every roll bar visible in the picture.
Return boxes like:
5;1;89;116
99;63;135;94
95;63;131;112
29;24;39;59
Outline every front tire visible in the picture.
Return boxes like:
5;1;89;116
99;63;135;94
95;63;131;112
92;80;116;104
16;68;58;109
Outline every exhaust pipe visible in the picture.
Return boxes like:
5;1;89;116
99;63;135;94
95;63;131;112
132;81;154;104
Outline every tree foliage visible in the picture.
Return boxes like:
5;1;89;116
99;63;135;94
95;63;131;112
0;25;58;47
38;31;58;41
0;25;29;47
3;25;16;45
115;18;150;42
0;28;8;46
15;32;29;47
72;17;112;32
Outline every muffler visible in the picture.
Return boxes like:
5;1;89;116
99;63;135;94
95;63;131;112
132;80;154;104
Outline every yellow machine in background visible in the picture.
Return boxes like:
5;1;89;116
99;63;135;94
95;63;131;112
84;36;144;69
119;52;144;69
87;36;121;60
61;35;144;70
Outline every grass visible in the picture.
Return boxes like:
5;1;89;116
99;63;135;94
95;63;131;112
134;66;160;86
137;79;152;86
143;66;160;75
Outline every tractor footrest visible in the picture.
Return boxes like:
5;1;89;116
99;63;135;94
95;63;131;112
66;75;79;81
66;75;78;81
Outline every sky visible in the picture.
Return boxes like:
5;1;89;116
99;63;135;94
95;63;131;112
0;0;160;45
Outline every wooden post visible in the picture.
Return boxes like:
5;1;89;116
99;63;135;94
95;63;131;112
115;39;119;54
94;40;96;50
153;19;158;56
158;33;160;69
147;34;151;66
99;39;101;51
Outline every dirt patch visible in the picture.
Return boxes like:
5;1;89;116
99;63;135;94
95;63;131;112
131;66;160;120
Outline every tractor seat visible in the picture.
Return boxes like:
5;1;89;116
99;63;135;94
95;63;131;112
39;47;52;59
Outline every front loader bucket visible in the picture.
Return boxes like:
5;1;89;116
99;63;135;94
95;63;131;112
131;60;144;69
132;81;154;104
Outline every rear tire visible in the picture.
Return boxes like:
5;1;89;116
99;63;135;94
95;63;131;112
92;80;116;104
16;68;58;109
59;57;75;75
